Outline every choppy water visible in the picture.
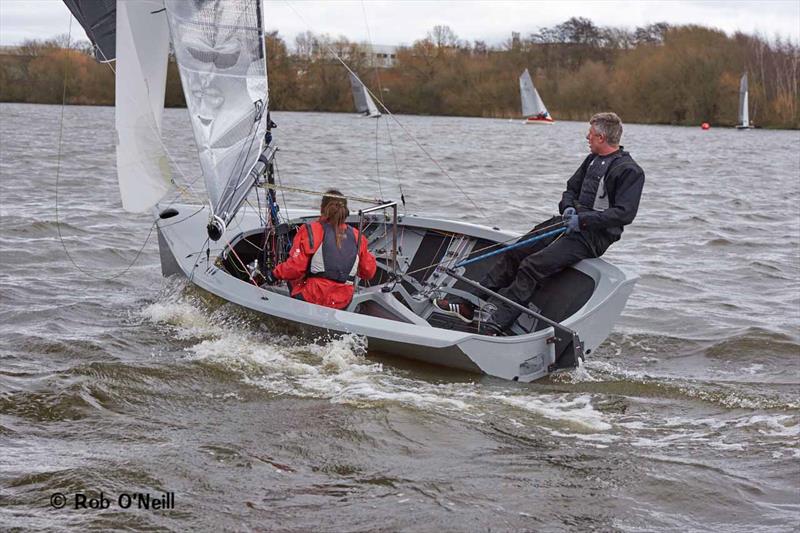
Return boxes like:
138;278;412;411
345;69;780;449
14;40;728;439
1;102;799;531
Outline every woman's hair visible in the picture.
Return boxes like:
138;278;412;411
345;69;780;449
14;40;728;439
320;189;349;247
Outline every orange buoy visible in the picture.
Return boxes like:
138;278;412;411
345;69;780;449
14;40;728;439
701;122;710;130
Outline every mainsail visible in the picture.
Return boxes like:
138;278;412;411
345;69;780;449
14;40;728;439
739;73;750;128
164;0;269;232
349;72;369;114
349;73;381;118
519;68;550;119
115;0;172;213
63;0;116;61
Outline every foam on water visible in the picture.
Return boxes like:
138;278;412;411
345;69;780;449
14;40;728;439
150;292;798;451
138;284;621;431
142;301;218;338
490;393;613;432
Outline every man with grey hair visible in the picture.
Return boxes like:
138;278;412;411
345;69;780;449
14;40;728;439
435;112;645;335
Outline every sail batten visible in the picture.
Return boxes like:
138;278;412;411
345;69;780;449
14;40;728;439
519;68;550;120
164;0;269;226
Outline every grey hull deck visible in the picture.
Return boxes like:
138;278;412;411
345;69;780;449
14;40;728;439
156;203;637;382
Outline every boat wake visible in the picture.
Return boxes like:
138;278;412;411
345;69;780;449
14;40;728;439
139;279;799;462
141;280;623;432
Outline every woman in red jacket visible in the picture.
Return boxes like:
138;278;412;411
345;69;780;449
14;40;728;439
264;190;377;309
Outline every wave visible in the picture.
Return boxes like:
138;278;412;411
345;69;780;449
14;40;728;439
139;282;617;434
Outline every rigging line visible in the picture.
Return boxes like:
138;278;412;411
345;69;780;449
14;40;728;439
215;105;264;215
382;113;405;211
399;220;567;279
188;236;210;284
282;0;486;218
55;15;157;282
359;0;384;201
374;112;383;199
252;185;266;226
360;0;404;207
261;183;383;205
220;98;270;211
274;159;290;224
224;237;260;287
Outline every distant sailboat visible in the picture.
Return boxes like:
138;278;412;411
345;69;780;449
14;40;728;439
519;68;554;124
349;72;381;118
737;73;751;129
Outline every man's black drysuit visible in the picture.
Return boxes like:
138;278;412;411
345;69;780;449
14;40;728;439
482;147;645;330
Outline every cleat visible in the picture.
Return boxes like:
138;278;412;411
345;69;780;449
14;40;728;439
432;298;475;323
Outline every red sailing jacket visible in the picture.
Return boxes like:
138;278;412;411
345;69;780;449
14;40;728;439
272;218;377;309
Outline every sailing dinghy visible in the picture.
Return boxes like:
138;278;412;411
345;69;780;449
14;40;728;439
519;68;554;124
349;72;381;118
737;73;752;129
64;0;637;382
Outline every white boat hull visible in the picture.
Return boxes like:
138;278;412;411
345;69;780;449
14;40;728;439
155;204;637;382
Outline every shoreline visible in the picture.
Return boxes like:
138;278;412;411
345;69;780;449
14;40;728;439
1;101;795;130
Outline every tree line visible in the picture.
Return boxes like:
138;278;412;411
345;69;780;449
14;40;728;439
1;18;797;128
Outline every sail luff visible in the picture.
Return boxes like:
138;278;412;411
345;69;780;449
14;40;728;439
164;0;269;227
739;73;750;127
115;0;172;212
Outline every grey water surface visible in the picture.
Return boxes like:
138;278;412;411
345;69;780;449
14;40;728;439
1;103;799;532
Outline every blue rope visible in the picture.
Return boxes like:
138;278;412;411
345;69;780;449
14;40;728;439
455;227;567;268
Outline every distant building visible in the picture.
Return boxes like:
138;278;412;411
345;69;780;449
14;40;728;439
366;44;397;68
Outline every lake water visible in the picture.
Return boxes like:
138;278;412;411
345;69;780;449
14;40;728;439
1;102;799;531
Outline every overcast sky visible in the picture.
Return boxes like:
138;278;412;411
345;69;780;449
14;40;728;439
1;0;798;48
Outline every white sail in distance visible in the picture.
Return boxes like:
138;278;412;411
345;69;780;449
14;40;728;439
165;0;269;226
519;68;550;119
349;72;368;113
364;85;381;118
739;73;750;128
115;0;172;212
349;72;381;118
